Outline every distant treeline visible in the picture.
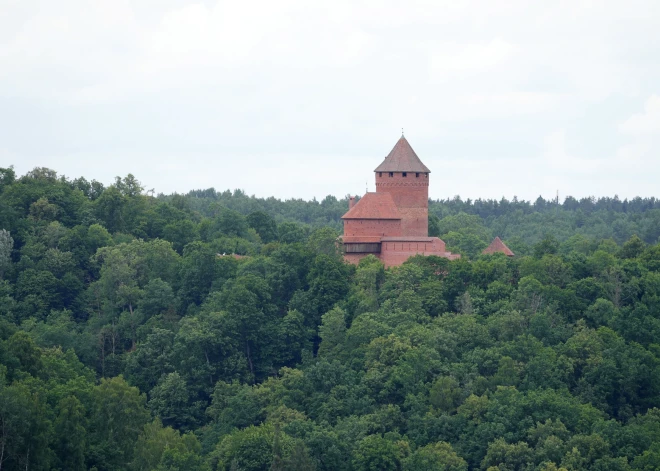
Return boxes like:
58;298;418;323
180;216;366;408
176;187;660;251
183;187;660;220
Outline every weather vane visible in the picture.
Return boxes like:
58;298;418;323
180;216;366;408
402;127;404;136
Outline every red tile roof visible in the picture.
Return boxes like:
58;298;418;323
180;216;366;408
374;136;431;173
482;237;515;256
380;237;437;242
341;192;401;219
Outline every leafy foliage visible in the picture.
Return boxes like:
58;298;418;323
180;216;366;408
1;166;660;469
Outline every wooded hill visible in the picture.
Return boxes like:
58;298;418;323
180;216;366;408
1;166;660;470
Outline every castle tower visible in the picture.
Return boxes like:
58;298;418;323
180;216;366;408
374;136;430;236
341;135;457;266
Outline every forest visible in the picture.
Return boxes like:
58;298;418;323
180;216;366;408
1;165;660;470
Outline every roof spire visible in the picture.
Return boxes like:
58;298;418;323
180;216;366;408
374;135;430;173
401;127;404;137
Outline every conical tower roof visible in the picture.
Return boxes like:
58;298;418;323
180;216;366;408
482;237;515;256
374;136;431;173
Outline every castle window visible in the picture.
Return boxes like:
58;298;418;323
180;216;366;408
379;172;382;177
389;172;393;177
402;172;407;177
416;173;419;178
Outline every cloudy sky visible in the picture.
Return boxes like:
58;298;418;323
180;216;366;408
1;0;659;201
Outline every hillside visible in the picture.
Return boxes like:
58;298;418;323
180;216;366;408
1;166;660;470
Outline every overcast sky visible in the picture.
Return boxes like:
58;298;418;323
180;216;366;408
1;0;659;202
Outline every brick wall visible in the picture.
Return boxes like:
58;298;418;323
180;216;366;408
379;237;454;267
375;172;428;236
343;237;459;267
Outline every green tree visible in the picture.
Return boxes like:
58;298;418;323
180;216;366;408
215;207;249;238
352;435;405;471
140;278;176;318
307;227;341;257
429;376;462;413
88;376;150;470
0;166;16;192
132;419;208;471
95;186;128;233
284;441;317;471
247;211;278;243
534;235;560;258
115;174;144;197
481;438;534;471
0;229;13;280
0;381;52;471
163;219;199;253
633;442;660;471
404;442;467;471
215;275;278;380
173;311;239;392
211;424;294;471
620;235;646;259
53;396;87;471
149;372;199;430
207;380;264;432
7;330;43;377
295;255;350;328
125;327;175;392
318;307;347;358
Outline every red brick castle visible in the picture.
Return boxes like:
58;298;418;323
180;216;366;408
341;135;460;267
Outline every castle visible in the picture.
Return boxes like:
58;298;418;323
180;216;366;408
341;135;513;266
341;135;459;266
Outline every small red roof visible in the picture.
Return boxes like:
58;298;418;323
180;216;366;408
374;136;431;173
341;192;401;220
482;237;515;256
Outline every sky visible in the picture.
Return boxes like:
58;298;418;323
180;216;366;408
1;0;659;202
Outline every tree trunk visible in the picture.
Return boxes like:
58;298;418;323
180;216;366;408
111;322;116;355
128;303;136;350
99;331;106;377
246;341;254;380
0;427;5;471
204;350;213;386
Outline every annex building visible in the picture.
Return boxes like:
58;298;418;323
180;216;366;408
341;136;512;267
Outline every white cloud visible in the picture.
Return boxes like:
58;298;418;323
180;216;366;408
542;130;611;175
615;140;652;165
429;38;517;78
457;92;561;117
619;95;660;134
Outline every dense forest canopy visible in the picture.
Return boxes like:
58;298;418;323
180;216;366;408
1;165;660;470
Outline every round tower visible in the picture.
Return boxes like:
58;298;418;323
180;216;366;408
374;136;430;237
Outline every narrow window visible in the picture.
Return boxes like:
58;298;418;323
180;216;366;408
416;173;419;178
402;172;407;177
379;172;382;177
389;172;393;177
